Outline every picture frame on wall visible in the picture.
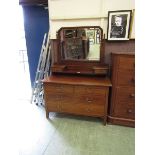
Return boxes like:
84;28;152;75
129;9;135;39
107;10;132;41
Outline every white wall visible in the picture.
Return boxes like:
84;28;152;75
104;0;135;16
48;0;135;39
49;0;102;18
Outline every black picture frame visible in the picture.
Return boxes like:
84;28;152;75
107;10;132;41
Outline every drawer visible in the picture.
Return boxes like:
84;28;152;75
75;85;107;95
45;94;73;112
45;99;60;111
115;70;135;86
45;94;72;103
114;87;135;105
118;56;135;70
113;104;135;119
74;94;106;105
61;103;104;117
44;83;74;94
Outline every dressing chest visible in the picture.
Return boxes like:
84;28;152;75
43;26;112;125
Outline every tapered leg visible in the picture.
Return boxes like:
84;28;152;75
101;116;107;125
46;111;49;119
103;117;107;125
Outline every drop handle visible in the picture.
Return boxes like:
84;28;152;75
127;109;134;114
86;98;93;103
127;109;133;113
129;94;135;98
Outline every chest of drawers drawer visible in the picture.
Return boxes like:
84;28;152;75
45;95;105;115
61;103;104;117
113;103;135;119
115;70;135;86
74;85;106;96
113;87;135;104
44;83;74;94
117;56;135;70
45;85;107;105
74;94;106;105
45;94;71;103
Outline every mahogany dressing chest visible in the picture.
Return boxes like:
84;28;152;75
42;26;112;125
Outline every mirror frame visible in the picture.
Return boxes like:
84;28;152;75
56;26;105;66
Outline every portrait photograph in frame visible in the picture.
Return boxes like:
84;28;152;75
107;10;132;40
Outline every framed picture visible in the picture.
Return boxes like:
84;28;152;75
107;10;132;41
129;9;135;39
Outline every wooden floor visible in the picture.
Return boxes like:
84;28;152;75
16;100;134;155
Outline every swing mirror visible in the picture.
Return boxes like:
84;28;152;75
57;26;103;61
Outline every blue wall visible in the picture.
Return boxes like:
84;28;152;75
22;6;49;86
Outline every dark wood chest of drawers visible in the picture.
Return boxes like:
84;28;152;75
108;53;135;127
43;75;112;125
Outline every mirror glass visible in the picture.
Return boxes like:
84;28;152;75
58;27;102;61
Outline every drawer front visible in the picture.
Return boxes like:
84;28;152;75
74;94;106;105
45;94;71;103
113;103;135;119
61;103;104;117
115;70;135;86
75;85;106;96
47;102;60;111
114;87;135;105
118;56;135;70
44;83;74;94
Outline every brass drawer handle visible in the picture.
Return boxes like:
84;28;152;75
127;109;134;113
86;98;93;103
128;109;132;113
129;94;135;98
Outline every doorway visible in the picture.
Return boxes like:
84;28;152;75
17;6;31;101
